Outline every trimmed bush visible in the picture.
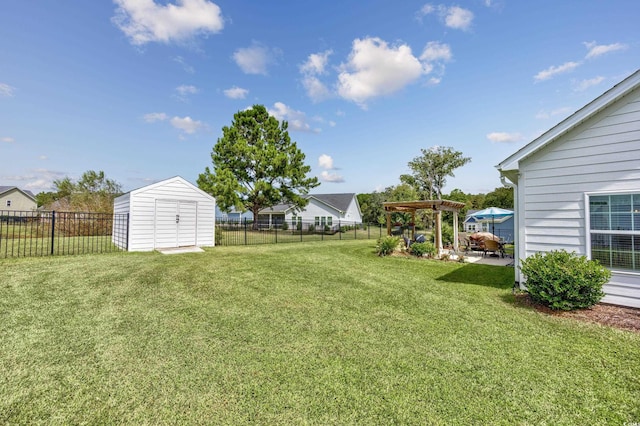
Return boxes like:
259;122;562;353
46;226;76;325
520;250;609;311
410;241;437;258
281;221;289;231
376;236;400;256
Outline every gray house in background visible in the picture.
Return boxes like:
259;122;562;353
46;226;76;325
497;69;640;308
0;186;37;211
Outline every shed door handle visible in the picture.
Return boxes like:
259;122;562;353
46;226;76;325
176;214;180;223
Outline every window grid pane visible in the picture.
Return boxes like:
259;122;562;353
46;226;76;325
590;194;640;272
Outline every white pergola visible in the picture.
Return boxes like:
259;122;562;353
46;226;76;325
383;199;466;254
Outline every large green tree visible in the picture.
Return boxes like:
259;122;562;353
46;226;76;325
401;146;471;200
482;186;514;209
198;105;319;228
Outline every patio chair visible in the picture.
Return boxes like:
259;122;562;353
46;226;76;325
483;239;504;258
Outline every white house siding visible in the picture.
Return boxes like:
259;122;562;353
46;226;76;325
343;197;362;222
284;196;362;225
517;87;640;308
113;177;215;252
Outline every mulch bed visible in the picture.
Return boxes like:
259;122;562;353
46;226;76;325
513;293;640;334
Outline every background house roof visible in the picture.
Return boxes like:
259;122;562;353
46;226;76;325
0;186;36;200
259;193;358;215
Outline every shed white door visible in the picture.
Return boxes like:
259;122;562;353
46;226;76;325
154;200;197;248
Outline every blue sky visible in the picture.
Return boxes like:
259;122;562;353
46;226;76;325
1;1;638;196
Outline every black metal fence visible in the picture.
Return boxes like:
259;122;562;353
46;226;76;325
216;218;385;246
0;210;129;258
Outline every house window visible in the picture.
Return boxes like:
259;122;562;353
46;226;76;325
6;200;11;207
589;193;640;272
327;217;333;227
321;217;326;227
314;216;320;226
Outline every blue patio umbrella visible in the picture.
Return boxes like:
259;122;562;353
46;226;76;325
469;207;513;237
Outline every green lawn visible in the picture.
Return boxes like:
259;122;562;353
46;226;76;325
1;240;639;424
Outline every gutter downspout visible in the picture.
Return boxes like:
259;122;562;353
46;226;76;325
500;174;521;291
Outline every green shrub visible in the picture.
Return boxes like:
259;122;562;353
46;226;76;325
215;227;223;246
308;224;316;233
520;250;609;311
281;221;288;231
376;236;400;256
410;241;437;258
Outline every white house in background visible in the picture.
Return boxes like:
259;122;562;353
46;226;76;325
497;69;640;308
112;176;216;252
0;186;37;211
463;210;482;233
215;205;254;222
258;193;362;229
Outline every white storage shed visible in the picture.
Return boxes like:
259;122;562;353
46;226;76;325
112;176;216;252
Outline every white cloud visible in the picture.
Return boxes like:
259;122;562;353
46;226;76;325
2;169;66;193
223;86;249;99
300;50;333;102
39;155;47;160
176;85;198;96
302;76;331;103
329;121;336;127
173;56;195;73
0;83;15;97
486;132;522;143
584;41;627;59
300;50;332;75
535;106;572;120
420;41;452;62
318;154;334;169
268;102;319;133
417;4;473;30
233;42;277;75
534;61;581;82
112;0;224;46
444;6;473;30
320;170;345;183
143;112;168;122
170;116;204;134
573;76;605;92
1;136;15;143
174;84;198;101
337;37;425;107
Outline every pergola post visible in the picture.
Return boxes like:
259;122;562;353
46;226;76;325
411;211;416;240
453;211;459;252
386;211;391;236
435;210;442;253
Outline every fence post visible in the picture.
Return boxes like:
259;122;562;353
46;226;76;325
339;220;341;240
244;218;247;245
50;211;56;255
354;222;357;239
275;223;278;244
